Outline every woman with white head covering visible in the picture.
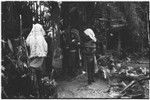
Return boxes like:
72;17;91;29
26;23;48;59
82;27;97;85
26;21;48;97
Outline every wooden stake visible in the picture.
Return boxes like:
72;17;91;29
20;15;23;36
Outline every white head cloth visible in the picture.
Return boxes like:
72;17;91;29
26;23;48;58
84;28;97;42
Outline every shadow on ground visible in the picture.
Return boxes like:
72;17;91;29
56;72;111;98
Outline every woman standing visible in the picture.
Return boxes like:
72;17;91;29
82;27;97;85
26;20;48;97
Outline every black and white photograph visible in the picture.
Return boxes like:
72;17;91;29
1;1;150;99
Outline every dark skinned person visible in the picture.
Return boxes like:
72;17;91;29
45;29;53;78
68;27;81;77
60;28;69;75
82;27;97;85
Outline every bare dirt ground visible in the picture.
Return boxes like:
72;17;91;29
57;73;111;98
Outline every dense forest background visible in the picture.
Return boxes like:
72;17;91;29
1;1;149;56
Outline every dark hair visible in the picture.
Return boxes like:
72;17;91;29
33;16;38;24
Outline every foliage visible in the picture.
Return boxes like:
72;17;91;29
97;55;149;98
82;2;149;51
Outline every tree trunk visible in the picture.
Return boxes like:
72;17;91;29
141;38;144;52
147;10;150;46
117;33;121;54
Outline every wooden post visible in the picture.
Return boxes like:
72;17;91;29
147;9;150;46
20;15;23;36
36;2;38;21
20;14;30;68
107;6;111;50
39;4;40;23
118;32;121;54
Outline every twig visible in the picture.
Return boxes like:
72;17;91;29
120;76;150;94
120;80;135;94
